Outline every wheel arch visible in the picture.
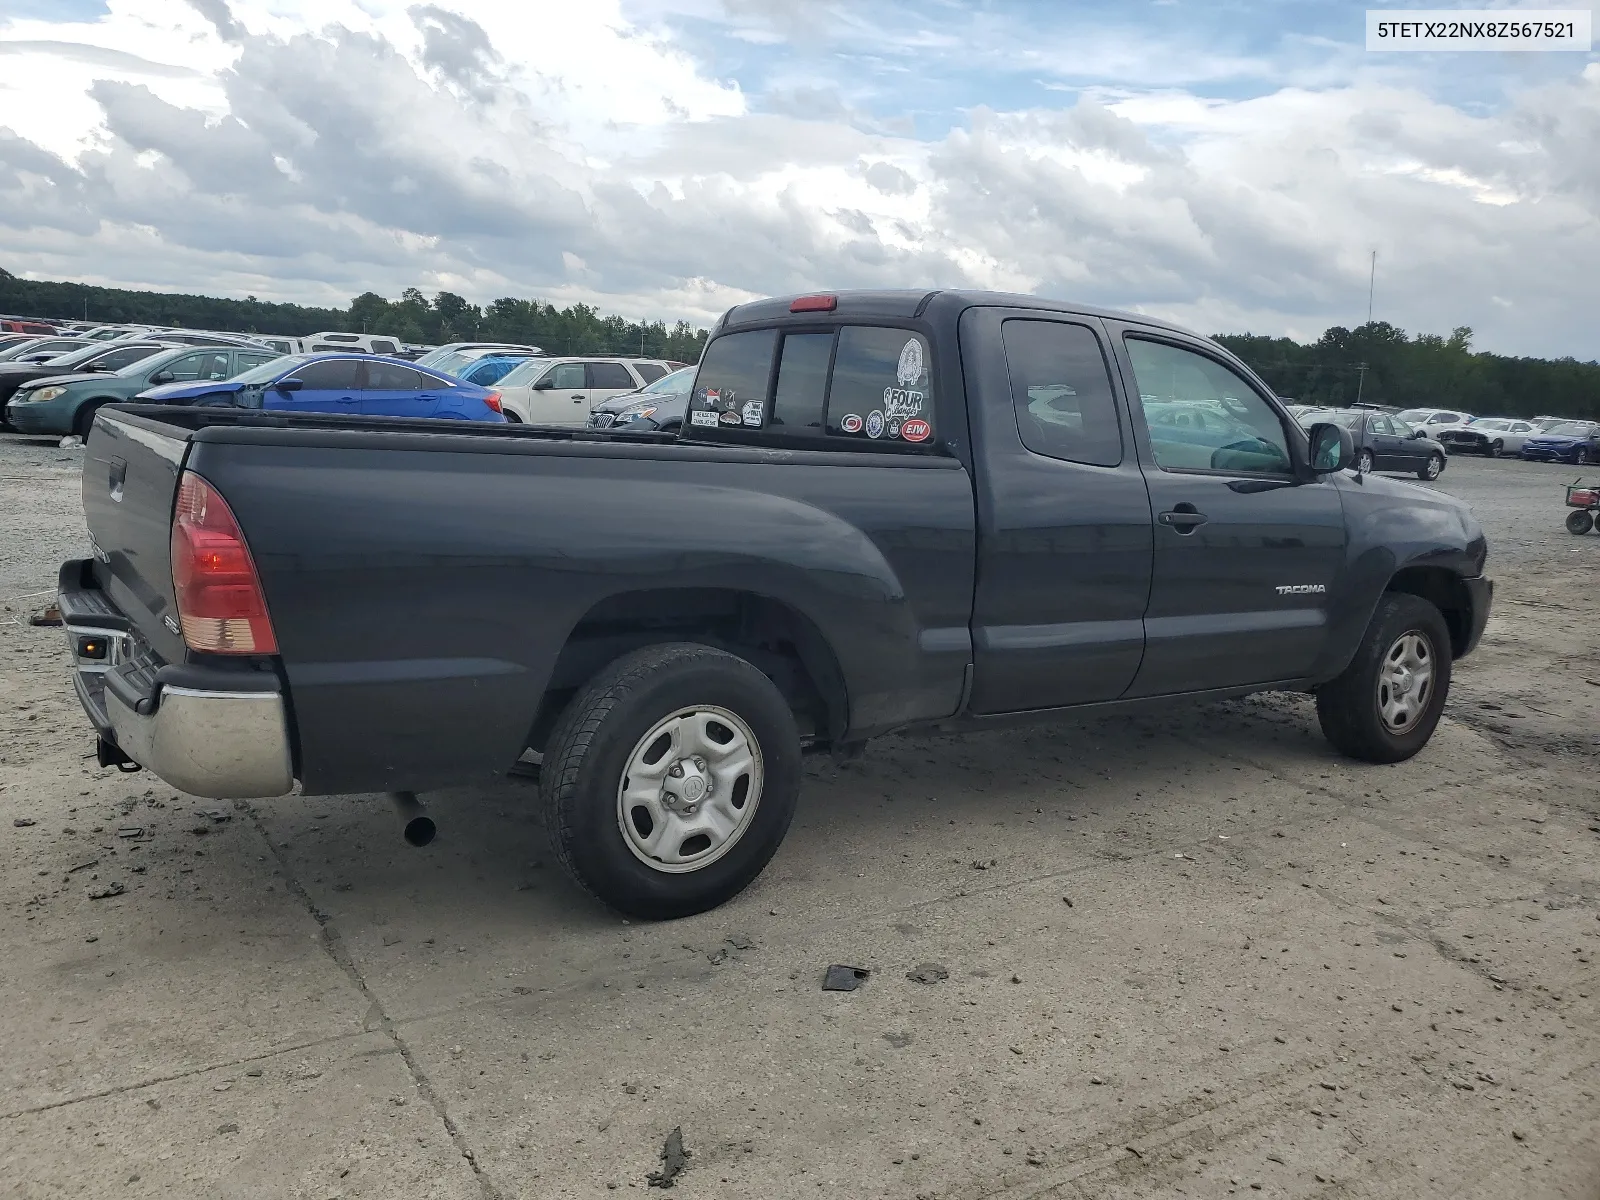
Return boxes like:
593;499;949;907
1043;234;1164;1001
1384;565;1472;657
523;586;849;756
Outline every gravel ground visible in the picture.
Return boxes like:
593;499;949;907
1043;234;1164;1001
1;435;1596;1200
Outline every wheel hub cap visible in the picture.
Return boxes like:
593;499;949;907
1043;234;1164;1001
616;707;764;874
1377;631;1435;733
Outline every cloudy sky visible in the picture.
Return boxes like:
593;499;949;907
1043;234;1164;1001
0;0;1596;356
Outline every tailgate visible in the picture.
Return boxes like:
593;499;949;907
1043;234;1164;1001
81;410;193;665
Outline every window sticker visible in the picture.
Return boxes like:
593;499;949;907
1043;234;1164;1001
827;328;935;444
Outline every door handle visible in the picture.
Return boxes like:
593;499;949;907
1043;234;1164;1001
337;395;357;404
1158;505;1207;532
572;393;587;402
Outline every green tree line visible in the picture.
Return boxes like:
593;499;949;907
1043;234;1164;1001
1216;322;1600;421
4;269;1597;416
0;270;709;362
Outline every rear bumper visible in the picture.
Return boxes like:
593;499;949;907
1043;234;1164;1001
59;561;294;798
1461;575;1493;658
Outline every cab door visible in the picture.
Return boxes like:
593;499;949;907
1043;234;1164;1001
1109;327;1348;697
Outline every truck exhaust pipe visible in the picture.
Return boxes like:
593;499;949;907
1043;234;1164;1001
389;791;436;847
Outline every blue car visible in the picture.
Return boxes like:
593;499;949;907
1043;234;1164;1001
135;353;508;422
1519;420;1599;464
456;355;529;387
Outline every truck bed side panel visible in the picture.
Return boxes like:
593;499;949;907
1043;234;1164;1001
184;434;975;794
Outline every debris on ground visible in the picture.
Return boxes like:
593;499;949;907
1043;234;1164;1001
28;605;63;627
906;963;949;985
883;1031;912;1047
1062;896;1073;907
58;435;84;450
13;818;36;828
68;859;100;874
116;826;144;839
823;964;870;991
646;1126;690;1188
87;882;125;900
971;858;997;870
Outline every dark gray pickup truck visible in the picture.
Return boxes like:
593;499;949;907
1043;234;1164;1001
59;289;1491;917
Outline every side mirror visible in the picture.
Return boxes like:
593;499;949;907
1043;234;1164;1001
149;370;174;385
275;377;304;393
532;378;554;391
1409;429;1425;439
1307;422;1353;473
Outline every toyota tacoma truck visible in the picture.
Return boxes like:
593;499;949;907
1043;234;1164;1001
58;290;1492;918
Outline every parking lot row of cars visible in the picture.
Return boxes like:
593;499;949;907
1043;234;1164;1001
1284;403;1600;474
0;322;692;436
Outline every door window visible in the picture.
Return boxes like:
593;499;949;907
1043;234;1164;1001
634;363;667;384
767;332;833;433
235;353;276;372
826;327;932;443
292;359;362;389
540;363;587;390
1001;319;1122;467
160;353;210;381
688;330;776;430
1511;422;1534;433
1369;413;1395;435
370;340;399;355
1125;338;1292;475
588;362;636;390
363;362;421;390
96;345;163;371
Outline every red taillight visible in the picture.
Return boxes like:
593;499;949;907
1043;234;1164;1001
170;472;277;654
789;294;837;313
483;390;503;414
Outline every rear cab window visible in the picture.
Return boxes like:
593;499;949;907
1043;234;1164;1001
686;324;938;450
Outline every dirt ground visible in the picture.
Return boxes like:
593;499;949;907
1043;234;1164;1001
1;436;1596;1200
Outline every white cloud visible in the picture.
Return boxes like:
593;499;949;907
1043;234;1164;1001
0;0;1594;357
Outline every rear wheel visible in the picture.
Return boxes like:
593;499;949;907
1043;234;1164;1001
1488;439;1503;457
502;410;522;423
1566;509;1594;535
1317;594;1452;763
540;643;802;918
1419;453;1444;480
1355;449;1374;475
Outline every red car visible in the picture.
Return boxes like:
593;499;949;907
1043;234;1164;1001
0;318;57;335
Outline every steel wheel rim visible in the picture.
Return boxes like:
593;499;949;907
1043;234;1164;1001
1357;451;1373;475
1377;630;1435;734
616;705;763;874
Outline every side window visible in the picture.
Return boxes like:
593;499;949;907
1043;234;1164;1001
826;327;933;443
370;340;398;355
161;354;209;381
99;346;160;371
1512;422;1534;433
199;351;231;380
294;359;362;390
634;363;667;384
363;362;421;390
588;362;636;390
768;332;833;433
1125;338;1292;475
688;330;776;431
235;353;275;372
1369;414;1394;435
1001;319;1122;467
540;363;586;390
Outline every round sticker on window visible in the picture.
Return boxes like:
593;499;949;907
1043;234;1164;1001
901;418;931;443
840;413;864;434
896;339;924;387
866;410;885;439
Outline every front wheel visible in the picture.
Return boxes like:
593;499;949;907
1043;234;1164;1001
1419;453;1444;480
1566;509;1595;535
540;643;802;918
74;400;109;439
1355;449;1374;475
1488;439;1503;458
1316;594;1452;763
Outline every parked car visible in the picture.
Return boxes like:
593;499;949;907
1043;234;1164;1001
298;331;405;356
427;346;543;379
0;336;99;364
6;344;279;436
0;341;174;429
1396;408;1475;437
80;324;160;341
495;356;657;423
1519;420;1600;463
135;353;507;422
586;366;696;431
414;342;545;373
255;335;307;356
456;354;533;387
1437;417;1539;457
0;317;57;335
0;334;56;355
1297;409;1447;479
58;289;1492;919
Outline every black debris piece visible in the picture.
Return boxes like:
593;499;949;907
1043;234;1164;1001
13;818;36;828
823;964;870;992
646;1126;690;1188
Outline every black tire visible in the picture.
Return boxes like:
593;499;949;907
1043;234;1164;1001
502;410;522;423
1418;453;1444;481
1565;509;1594;535
1316;593;1452;763
1488;439;1503;458
1355;449;1374;475
540;642;802;919
74;400;110;438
